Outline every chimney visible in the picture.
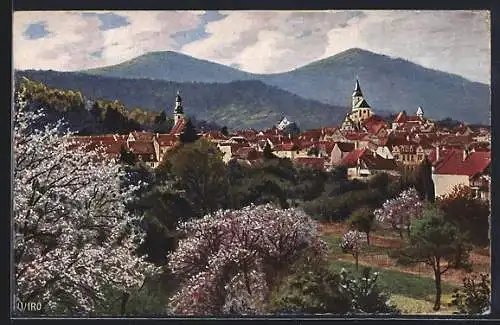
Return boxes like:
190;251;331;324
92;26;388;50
463;148;469;161
436;146;440;162
354;141;358;150
372;150;377;158
288;133;291;140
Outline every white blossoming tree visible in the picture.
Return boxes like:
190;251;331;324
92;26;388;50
373;187;423;239
13;93;158;315
340;230;367;271
167;204;328;315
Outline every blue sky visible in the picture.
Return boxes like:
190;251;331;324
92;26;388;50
13;10;490;84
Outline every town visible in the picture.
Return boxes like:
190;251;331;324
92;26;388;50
69;79;491;202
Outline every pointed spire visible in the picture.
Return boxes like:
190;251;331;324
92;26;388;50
416;106;424;117
352;79;363;97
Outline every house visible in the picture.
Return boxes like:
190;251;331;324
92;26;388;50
330;142;356;165
431;147;491;200
273;143;297;159
339;148;399;179
128;140;160;169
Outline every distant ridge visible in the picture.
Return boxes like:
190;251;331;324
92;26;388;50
79;48;490;125
15;70;348;130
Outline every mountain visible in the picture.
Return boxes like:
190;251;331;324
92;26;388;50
82;51;253;83
259;48;490;125
79;48;490;125
15;70;348;130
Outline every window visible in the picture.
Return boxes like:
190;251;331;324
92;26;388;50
417;154;423;160
394;154;399;160
150;154;154;159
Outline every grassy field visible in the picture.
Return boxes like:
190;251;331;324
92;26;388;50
318;223;475;314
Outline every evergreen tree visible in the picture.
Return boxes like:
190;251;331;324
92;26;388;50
155;111;167;125
263;141;276;159
119;146;137;166
416;156;435;202
179;118;199;144
220;126;229;137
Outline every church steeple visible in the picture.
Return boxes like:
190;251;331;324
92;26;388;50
173;90;184;124
352;79;364;109
416;106;424;118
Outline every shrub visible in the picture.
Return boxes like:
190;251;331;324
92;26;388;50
450;273;490;314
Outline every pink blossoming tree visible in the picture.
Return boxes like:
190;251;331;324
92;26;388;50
373;187;424;238
167;204;328;315
340;230;367;271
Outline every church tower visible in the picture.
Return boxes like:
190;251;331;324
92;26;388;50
173;90;184;125
352;79;363;109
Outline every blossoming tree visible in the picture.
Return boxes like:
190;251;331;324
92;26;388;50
340;230;367;271
13;95;158;315
167;204;328;315
373;187;423;238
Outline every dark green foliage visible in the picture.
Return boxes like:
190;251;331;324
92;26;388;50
436;117;463;129
450;273;490;314
155;111;167;124
267;255;399;315
390;204;471;311
437;186;490;247
220;126;229;136
16;70;346;130
166;139;229;216
307;147;320;157
119;146;137;166
348;207;375;245
179;118;199;144
267;255;352;314
132;178;196;264
338;267;400;314
415;157;435;202
263;142;276;159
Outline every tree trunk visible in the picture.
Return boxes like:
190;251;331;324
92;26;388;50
366;231;370;245
433;262;442;311
355;252;359;272
120;292;130;316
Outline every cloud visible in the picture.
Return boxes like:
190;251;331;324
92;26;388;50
81;12;130;31
182;11;365;73
182;10;490;83
13;11;205;71
13;10;490;84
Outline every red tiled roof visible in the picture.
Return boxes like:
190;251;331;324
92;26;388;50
393;112;407;123
317;141;336;155
339;148;367;168
363;115;388;135
433;149;490;176
129;141;156;155
170;118;186;135
234;147;263;161
156;134;176;146
360;152;398;171
335;142;356;153
274;143;296;151
202;131;229;141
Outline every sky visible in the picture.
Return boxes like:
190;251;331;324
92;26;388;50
13;10;490;84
